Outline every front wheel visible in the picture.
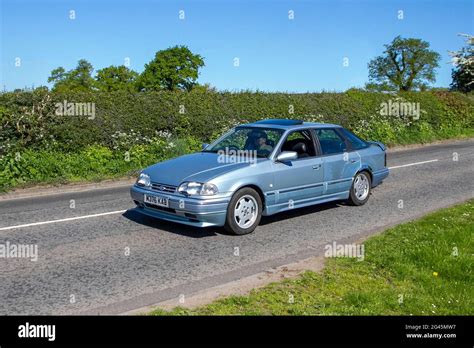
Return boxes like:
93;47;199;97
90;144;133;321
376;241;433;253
348;171;371;206
224;187;262;235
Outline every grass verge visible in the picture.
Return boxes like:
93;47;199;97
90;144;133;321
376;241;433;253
150;199;474;315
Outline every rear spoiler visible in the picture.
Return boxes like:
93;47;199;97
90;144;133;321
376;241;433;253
367;141;386;151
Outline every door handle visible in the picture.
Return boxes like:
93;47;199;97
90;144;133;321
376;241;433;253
350;159;357;163
312;164;321;170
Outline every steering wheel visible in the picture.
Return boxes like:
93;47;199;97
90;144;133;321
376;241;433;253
257;148;271;157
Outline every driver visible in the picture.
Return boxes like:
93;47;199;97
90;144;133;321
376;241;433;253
253;131;273;153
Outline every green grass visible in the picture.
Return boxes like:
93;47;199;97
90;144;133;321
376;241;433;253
150;200;474;315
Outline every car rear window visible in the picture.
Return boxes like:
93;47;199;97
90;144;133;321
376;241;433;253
316;129;347;155
340;129;368;150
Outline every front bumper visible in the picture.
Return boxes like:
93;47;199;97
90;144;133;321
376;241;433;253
130;185;230;227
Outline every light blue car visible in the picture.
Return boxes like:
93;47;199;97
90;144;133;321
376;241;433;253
130;119;389;235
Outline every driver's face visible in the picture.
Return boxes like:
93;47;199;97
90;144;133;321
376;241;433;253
258;137;266;145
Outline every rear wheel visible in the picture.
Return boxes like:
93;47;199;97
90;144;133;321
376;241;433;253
224;187;262;235
348;171;371;206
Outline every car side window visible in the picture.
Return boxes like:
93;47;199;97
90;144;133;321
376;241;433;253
340;129;368;150
316;129;347;155
280;129;316;159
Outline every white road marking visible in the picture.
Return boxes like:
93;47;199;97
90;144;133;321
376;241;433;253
0;158;440;231
0;210;126;231
388;159;438;170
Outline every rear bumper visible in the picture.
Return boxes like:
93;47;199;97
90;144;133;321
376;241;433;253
372;168;389;187
130;185;229;227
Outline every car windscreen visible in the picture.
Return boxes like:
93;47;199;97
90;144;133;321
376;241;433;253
203;127;285;158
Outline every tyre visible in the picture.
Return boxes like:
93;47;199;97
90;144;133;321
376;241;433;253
224;187;262;235
348;171;371;206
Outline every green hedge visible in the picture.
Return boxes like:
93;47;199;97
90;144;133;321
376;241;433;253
0;90;473;190
1;89;473;152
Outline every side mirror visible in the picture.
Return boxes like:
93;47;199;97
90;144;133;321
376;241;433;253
202;143;209;150
276;151;298;162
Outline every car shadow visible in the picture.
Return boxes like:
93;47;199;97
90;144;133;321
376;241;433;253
122;208;223;238
123;201;346;237
260;200;345;225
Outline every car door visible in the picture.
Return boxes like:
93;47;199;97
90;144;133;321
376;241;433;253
315;128;361;196
271;129;324;209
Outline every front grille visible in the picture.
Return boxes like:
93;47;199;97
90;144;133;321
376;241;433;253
151;182;177;193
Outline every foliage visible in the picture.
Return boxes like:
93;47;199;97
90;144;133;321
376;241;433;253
450;34;474;93
95;65;138;92
1;89;472;152
367;36;441;91
0;137;201;191
136;46;205;91
48;59;96;92
47;46;205;93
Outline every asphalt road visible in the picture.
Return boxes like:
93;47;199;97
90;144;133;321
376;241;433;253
0;139;473;315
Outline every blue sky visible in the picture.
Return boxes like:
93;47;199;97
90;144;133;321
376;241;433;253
1;0;473;92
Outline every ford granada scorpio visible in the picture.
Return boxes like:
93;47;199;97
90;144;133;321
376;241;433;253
130;119;389;235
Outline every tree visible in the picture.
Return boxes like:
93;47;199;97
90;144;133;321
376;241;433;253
48;67;67;85
48;59;96;91
95;65;138;92
367;36;441;91
450;34;474;93
136;46;205;91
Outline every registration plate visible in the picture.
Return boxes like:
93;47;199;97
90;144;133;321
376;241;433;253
144;194;169;208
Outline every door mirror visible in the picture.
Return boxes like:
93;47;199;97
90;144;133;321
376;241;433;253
202;143;209;150
276;151;298;162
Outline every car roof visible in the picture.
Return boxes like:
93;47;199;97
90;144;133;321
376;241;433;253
242;119;342;130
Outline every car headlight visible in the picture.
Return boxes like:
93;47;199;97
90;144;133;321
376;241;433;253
178;182;218;196
200;183;219;196
136;173;151;187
